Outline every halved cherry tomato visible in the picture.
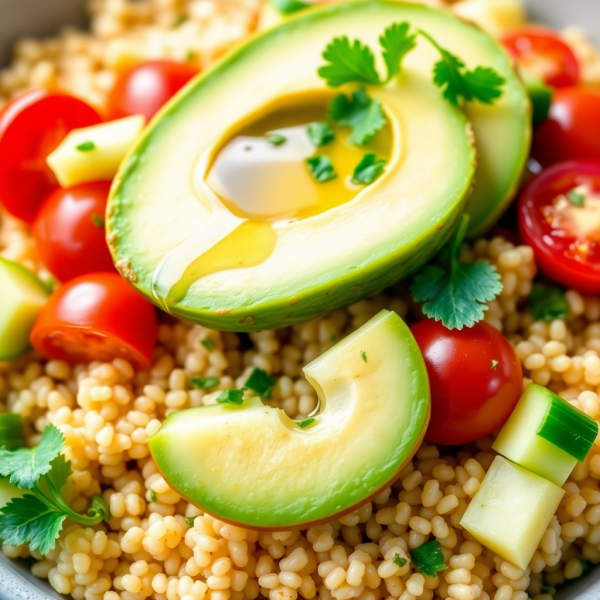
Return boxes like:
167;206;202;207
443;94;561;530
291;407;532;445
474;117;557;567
31;273;158;370
0;90;102;223
411;320;522;446
518;160;600;293
531;87;600;168
502;27;580;88
107;60;198;121
33;182;115;283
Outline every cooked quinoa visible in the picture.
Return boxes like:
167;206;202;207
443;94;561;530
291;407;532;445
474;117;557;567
2;2;600;600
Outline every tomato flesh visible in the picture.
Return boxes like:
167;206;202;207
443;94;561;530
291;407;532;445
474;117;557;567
33;181;115;283
519;160;600;293
532;87;600;168
502;27;580;88
31;273;158;370
411;320;522;446
107;60;198;121
0;90;102;223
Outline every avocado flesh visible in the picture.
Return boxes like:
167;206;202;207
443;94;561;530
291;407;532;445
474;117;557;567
148;310;430;529
108;1;482;331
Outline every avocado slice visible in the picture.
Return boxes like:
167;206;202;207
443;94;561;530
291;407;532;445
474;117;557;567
148;309;430;529
0;258;49;360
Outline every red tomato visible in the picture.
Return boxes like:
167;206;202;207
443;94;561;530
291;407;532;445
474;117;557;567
518;160;600;293
411;320;522;446
502;27;580;88
31;273;158;370
33;182;115;283
531;88;600;167
107;60;198;121
0;90;102;223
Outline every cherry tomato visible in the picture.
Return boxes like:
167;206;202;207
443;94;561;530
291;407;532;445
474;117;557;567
411;320;522;446
31;273;158;370
0;90;102;223
531;88;600;168
107;60;198;121
518;160;600;293
502;27;580;88
33;182;115;283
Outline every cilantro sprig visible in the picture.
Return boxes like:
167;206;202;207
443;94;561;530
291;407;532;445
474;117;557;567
0;425;109;554
410;215;503;330
410;540;447;577
318;22;505;107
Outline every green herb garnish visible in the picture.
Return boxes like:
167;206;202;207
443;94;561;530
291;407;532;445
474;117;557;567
567;188;585;207
186;51;196;62
352;153;386;185
267;134;287;146
328;88;386;146
0;425;109;554
528;284;570;322
201;337;217;352
319;36;382;87
307;122;335;146
360;350;367;363
271;0;311;15
245;368;276;399
76;141;95;152
491;359;499;370
216;389;244;405
307;156;337;182
411;215;503;330
149;489;157;502
541;586;556;595
185;516;196;529
91;214;105;228
174;14;188;27
190;377;220;389
297;418;316;429
393;553;408;568
409;540;448;577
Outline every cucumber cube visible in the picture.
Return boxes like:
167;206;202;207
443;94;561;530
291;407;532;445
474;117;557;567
460;456;564;570
493;384;598;486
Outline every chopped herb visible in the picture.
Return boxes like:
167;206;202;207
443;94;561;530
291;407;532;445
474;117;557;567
76;141;95;152
528;284;570;322
0;425;109;554
185;516;196;529
380;22;417;82
307;156;337;182
352;153;386;185
567;188;585;207
392;553;408;568
541;586;556;595
307;122;335;146
190;377;220;389
578;557;590;573
409;540;448;577
297;418;316;429
91;213;105;228
149;489;157;502
173;14;188;27
360;350;367;363
491;359;499;370
201;337;217;352
267;133;287;146
410;215;503;330
328;88;386;146
186;51;196;62
318;36;382;87
271;0;311;15
216;389;244;405
245;368;276;399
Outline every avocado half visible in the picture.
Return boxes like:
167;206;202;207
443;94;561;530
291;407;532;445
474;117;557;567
149;310;430;529
107;1;526;332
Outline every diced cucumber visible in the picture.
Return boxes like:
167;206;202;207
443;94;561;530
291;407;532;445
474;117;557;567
0;414;25;450
519;68;553;125
46;115;146;188
0;477;23;510
460;456;564;570
0;258;49;361
493;384;598;486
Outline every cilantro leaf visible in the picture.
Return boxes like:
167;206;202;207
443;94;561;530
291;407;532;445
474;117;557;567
201;337;217;352
360;351;367;363
216;389;245;405
297;418;316;429
379;22;417;82
76;141;95;152
0;495;66;554
393;553;408;567
267;134;286;146
431;49;468;106
410;540;448;577
328;89;386;146
190;377;220;389
0;424;63;489
271;0;310;15
318;36;382;87
307;122;335;147
245;368;276;399
352;153;386;185
307;156;337;183
91;214;105;228
528;284;570;322
185;516;196;529
410;216;503;330
463;66;505;105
